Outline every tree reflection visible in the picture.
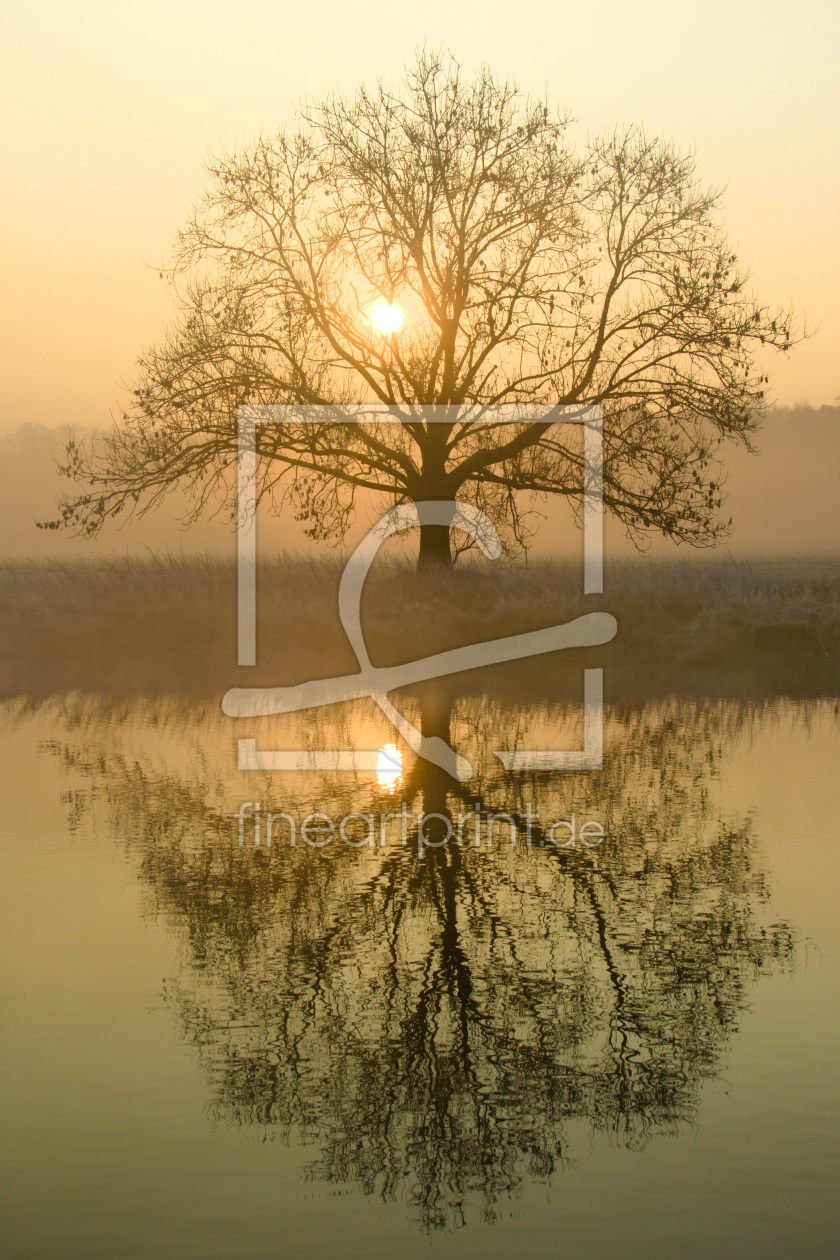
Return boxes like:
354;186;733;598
47;693;797;1231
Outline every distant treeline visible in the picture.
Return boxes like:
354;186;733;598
1;404;838;560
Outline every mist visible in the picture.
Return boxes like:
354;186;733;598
3;405;838;562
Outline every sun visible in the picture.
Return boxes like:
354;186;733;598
368;302;404;335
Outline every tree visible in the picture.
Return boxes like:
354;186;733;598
51;694;797;1230
45;51;797;569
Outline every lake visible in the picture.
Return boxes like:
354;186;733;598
1;691;838;1258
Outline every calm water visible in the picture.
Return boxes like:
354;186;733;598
1;692;838;1258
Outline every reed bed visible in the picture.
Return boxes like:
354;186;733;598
1;552;838;699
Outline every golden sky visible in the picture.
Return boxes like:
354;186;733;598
1;0;837;438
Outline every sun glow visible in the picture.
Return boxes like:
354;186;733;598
376;743;403;791
368;302;404;335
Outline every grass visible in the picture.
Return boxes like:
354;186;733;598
1;552;839;700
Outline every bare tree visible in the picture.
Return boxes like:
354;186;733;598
44;51;797;569
48;695;797;1231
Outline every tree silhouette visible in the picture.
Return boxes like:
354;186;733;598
46;693;798;1231
46;51;796;568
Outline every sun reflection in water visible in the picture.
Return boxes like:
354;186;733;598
376;743;403;791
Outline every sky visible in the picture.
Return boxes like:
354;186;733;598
1;0;838;442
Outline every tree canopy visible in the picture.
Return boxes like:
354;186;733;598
51;694;797;1231
46;51;797;566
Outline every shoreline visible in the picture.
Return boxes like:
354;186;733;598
2;554;839;702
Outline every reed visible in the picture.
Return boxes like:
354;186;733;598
2;553;838;700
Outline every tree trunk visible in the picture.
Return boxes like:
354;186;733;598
414;424;456;573
415;687;456;813
419;686;454;749
417;520;454;573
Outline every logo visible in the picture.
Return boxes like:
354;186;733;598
223;406;615;778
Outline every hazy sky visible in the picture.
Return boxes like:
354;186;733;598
1;0;838;439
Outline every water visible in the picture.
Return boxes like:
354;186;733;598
1;693;838;1258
